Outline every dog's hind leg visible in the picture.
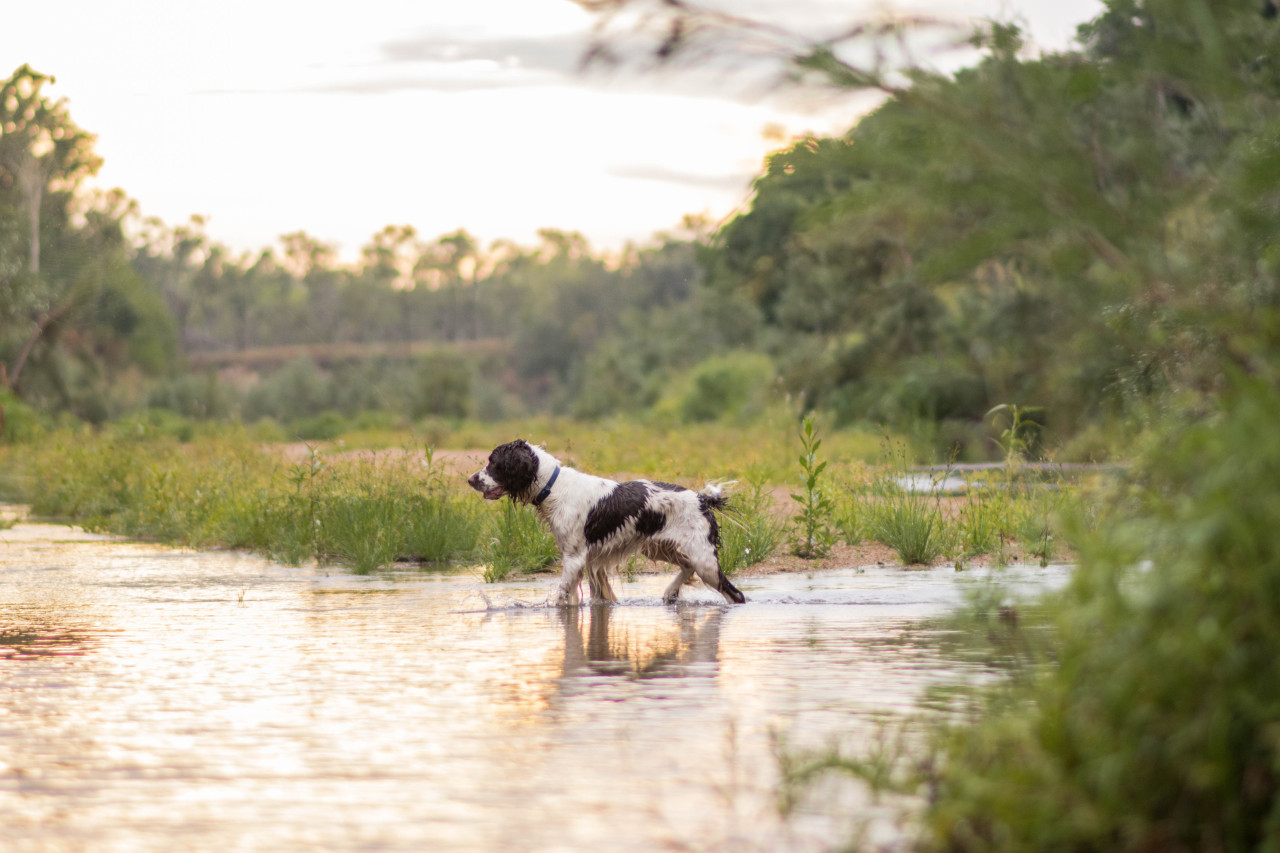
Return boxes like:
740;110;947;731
691;556;745;604
644;541;692;605
585;559;618;604
686;539;746;604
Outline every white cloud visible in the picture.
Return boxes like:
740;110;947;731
1;0;1105;259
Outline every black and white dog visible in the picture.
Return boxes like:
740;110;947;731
467;440;746;606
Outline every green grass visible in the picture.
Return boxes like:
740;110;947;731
718;478;785;575
4;416;1082;581
870;493;950;565
348;408;889;483
15;429;484;573
480;499;559;583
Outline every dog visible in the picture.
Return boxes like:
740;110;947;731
467;440;746;606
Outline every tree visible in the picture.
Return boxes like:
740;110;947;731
0;64;102;390
0;65;101;274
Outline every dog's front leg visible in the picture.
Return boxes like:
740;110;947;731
551;551;587;607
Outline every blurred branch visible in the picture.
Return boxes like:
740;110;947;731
572;0;977;96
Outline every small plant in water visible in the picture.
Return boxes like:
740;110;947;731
790;415;836;559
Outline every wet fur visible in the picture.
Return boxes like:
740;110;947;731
468;440;745;606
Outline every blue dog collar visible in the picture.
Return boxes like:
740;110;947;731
532;465;560;506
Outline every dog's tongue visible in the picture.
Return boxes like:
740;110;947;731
483;487;505;500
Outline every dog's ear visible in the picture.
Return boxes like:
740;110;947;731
488;440;539;497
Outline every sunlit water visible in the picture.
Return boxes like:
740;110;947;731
0;521;1069;852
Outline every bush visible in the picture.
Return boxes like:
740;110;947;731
289;411;348;441
0;390;42;443
244;357;333;422
413;351;472;419
917;377;1280;850
670;351;776;424
148;372;237;420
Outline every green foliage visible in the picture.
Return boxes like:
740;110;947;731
790;415;836;558
0;389;41;442
670;351;776;424
915;375;1280;851
986;404;1044;464
147;373;236;420
717;478;785;575
412;351;472;419
16;433;482;573
479;498;559;583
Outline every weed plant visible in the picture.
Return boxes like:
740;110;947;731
790;416;837;559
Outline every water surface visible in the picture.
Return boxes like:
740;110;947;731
0;522;1067;851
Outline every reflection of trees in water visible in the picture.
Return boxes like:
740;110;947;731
0;620;104;660
559;605;724;682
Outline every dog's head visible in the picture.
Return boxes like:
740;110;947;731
468;440;541;502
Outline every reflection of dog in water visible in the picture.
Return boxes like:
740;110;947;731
468;440;746;606
559;605;724;682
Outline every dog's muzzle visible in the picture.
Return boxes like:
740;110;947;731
468;472;506;500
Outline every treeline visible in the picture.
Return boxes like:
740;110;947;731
3;0;1278;455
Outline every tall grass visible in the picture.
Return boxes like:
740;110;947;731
18;430;484;573
870;491;950;565
718;478;785;575
365;409;887;483
858;444;954;565
480;499;558;583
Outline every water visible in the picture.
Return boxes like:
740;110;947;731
0;521;1069;852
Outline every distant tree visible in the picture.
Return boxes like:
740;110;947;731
0;65;101;274
0;64;102;389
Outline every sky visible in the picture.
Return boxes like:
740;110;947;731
3;0;1105;260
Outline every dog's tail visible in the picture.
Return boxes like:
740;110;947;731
696;482;747;603
696;480;735;514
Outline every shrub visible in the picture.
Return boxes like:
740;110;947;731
413;351;472;419
674;351;775;424
917;376;1280;850
0;390;42;443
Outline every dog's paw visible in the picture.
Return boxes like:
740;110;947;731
549;586;579;608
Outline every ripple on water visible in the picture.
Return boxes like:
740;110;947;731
0;524;1069;853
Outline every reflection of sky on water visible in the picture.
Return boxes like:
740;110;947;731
0;522;1068;851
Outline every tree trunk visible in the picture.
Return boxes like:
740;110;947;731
17;158;45;274
9;297;74;391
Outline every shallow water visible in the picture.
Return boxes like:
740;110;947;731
0;522;1068;852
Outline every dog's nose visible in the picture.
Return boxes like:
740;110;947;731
467;473;480;489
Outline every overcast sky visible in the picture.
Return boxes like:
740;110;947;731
3;0;1105;259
